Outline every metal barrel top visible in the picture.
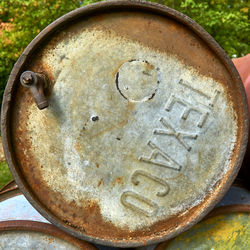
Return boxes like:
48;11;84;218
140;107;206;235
1;0;248;247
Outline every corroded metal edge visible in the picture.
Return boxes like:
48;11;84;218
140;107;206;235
0;180;20;202
0;180;17;193
206;204;250;218
0;220;97;249
1;0;248;247
155;204;250;250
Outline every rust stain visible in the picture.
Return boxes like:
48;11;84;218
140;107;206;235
97;178;103;187
145;61;154;70
74;142;81;153
112;176;123;186
89;12;228;85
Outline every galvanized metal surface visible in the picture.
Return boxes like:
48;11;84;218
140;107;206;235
0;231;80;249
0;221;97;249
1;0;248;247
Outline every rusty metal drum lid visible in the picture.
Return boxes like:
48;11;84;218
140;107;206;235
1;0;248;247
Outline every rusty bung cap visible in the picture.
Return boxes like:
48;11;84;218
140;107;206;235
1;0;248;247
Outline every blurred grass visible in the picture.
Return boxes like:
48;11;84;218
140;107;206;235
0;161;13;189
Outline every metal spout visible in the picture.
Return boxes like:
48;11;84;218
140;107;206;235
20;71;49;109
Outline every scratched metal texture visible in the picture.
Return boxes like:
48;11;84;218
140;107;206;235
1;0;248;248
0;231;80;249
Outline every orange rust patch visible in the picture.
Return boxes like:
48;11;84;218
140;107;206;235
74;142;81;153
145;62;154;70
112;176;124;186
97;178;103;187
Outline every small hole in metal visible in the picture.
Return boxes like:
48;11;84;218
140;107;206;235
91;116;99;122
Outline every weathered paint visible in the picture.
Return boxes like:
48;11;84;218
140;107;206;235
2;1;248;247
157;212;250;250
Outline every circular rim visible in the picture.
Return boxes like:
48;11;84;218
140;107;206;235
1;0;248;247
0;220;97;249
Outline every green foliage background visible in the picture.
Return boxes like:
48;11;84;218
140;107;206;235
0;0;249;110
0;161;12;188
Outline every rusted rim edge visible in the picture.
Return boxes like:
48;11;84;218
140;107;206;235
0;180;20;202
206;204;250;218
1;0;248;247
155;204;250;250
0;188;21;203
0;220;97;249
0;180;17;194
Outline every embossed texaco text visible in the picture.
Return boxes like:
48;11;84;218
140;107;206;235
120;79;220;216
